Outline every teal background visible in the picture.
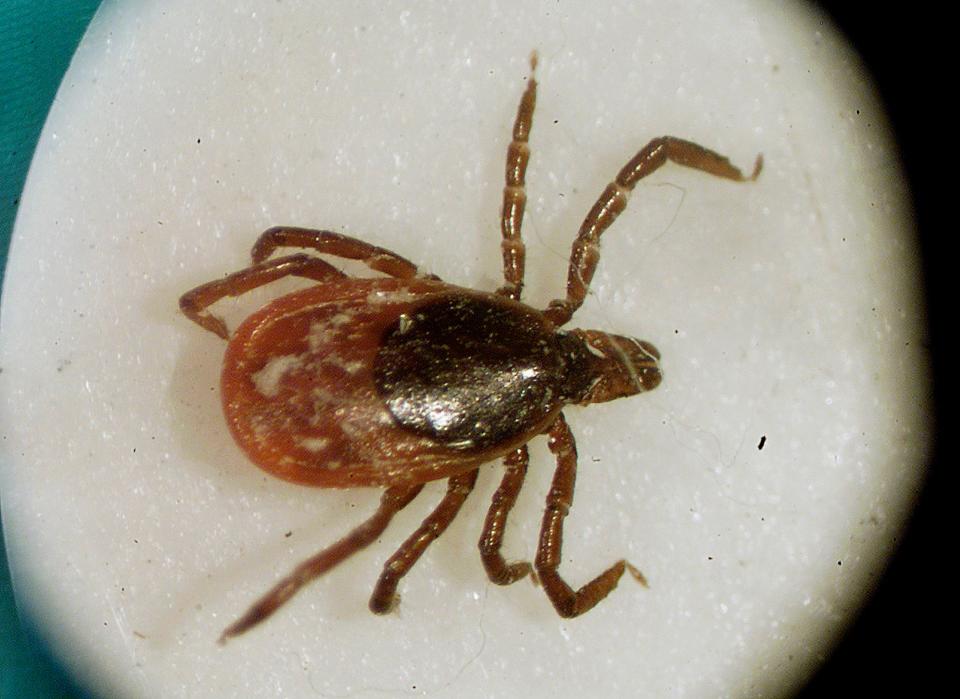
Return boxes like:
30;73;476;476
1;2;104;697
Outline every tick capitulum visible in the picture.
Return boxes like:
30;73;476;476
179;51;760;642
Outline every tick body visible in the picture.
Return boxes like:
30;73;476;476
180;53;760;642
222;278;640;488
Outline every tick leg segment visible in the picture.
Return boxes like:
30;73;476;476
497;52;538;301
219;484;424;643
180;254;346;339
544;137;763;326
479;445;533;585
251;226;426;280
369;469;480;613
535;413;646;617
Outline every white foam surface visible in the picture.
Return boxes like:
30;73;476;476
0;1;929;697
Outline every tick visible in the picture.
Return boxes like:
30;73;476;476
180;53;761;642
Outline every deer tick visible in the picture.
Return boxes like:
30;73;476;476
179;53;761;642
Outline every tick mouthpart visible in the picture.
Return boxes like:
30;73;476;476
617;337;662;392
572;330;662;403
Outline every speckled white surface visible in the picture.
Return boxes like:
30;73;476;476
0;1;930;697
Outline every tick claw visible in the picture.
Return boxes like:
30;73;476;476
625;562;648;587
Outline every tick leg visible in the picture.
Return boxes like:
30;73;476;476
478;445;533;585
368;469;479;613
251;226;430;280
544;137;763;326
219;484;424;643
497;52;538;301
535;413;647;618
180;253;346;339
